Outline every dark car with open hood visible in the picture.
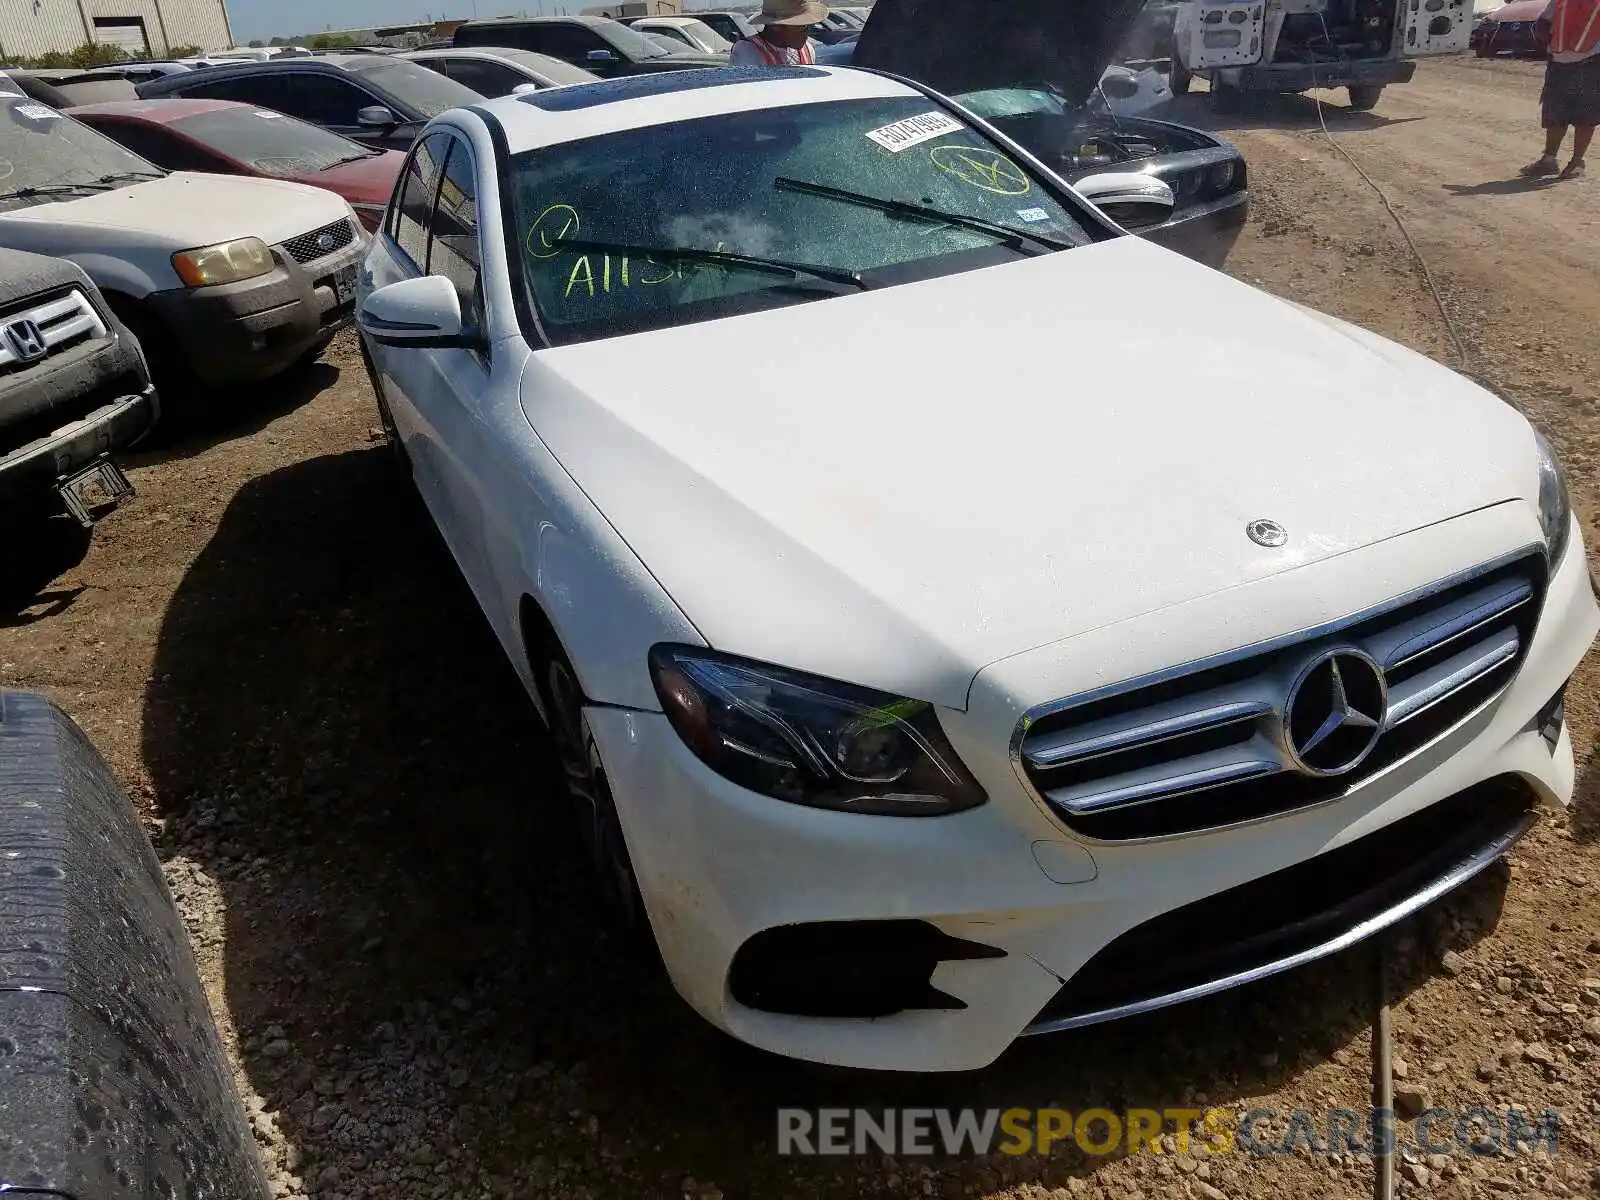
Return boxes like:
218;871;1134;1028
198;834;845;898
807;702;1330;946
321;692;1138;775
847;0;1249;268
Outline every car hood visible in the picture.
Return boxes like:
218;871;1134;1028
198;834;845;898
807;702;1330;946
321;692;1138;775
853;0;1149;109
0;171;351;247
521;237;1534;709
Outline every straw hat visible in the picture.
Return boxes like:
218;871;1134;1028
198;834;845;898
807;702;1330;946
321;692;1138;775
753;0;830;27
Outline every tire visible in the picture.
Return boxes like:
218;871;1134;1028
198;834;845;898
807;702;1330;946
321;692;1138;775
1347;84;1384;111
1210;78;1244;112
359;340;412;480
533;642;650;940
1170;60;1193;95
105;296;195;419
290;333;335;374
1475;44;1494;57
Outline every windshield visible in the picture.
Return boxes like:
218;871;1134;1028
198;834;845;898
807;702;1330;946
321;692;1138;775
172;107;372;174
674;20;733;51
598;20;673;59
510;96;1089;347
494;49;597;86
342;58;483;116
0;97;160;210
956;87;1073;120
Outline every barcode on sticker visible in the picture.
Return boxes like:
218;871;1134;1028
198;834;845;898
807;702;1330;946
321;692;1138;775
15;104;59;120
864;111;963;153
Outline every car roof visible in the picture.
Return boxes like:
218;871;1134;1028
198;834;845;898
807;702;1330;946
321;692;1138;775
637;16;706;25
459;14;616;27
65;96;248;122
478;65;917;154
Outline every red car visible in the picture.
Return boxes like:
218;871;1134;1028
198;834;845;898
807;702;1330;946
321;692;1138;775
65;98;403;231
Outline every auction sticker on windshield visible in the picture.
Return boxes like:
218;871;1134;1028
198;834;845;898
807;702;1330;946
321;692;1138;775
864;111;963;153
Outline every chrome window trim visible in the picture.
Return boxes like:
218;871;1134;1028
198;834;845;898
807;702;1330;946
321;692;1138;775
1007;543;1546;846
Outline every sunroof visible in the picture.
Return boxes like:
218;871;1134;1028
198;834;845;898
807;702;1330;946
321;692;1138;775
519;66;825;111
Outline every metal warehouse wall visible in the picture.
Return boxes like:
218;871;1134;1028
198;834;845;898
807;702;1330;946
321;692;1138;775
0;0;232;60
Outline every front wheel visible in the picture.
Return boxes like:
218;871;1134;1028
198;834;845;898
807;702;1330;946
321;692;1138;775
1347;84;1384;111
1210;78;1245;112
538;650;649;937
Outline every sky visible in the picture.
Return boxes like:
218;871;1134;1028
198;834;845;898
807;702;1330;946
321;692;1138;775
226;0;563;43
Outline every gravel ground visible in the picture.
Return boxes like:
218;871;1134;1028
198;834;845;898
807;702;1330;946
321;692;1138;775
3;56;1599;1200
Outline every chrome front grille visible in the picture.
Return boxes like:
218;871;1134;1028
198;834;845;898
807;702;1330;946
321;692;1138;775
0;288;107;375
1016;552;1546;841
281;218;356;265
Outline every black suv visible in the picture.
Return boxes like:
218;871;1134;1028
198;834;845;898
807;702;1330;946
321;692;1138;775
136;56;482;150
0;248;156;531
453;16;725;76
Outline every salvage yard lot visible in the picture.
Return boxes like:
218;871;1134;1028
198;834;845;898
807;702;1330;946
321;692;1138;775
3;55;1599;1200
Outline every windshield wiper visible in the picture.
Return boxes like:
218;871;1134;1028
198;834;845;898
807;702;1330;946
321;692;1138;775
95;171;165;185
774;176;1074;253
0;181;115;201
551;237;868;291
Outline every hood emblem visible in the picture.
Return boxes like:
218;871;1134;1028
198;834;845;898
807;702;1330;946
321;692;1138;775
1246;518;1287;547
1284;650;1387;777
3;318;46;363
315;231;338;252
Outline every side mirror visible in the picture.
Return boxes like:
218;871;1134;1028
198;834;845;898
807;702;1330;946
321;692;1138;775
357;104;397;128
1074;172;1176;230
586;49;619;64
511;81;543;95
359;276;473;349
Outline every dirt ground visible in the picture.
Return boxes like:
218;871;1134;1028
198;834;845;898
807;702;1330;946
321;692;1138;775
4;55;1600;1200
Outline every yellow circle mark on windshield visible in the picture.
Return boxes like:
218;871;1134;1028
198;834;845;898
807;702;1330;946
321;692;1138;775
527;203;581;260
929;146;1030;196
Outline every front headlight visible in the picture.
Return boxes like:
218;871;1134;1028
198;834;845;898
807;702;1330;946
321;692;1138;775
171;237;274;288
649;646;987;816
1533;429;1571;564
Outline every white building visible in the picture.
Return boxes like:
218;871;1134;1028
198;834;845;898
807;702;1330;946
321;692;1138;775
0;0;233;60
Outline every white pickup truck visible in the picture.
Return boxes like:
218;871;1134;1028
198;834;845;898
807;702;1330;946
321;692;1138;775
0;84;368;402
1171;0;1473;110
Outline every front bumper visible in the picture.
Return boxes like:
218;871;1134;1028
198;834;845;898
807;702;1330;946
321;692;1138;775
0;385;157;507
147;229;366;386
587;504;1598;1072
1143;189;1249;269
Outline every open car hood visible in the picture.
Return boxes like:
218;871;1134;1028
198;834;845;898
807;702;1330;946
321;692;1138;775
852;0;1148;108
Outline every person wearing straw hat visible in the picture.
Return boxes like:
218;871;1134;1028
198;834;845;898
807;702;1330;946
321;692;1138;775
728;0;829;66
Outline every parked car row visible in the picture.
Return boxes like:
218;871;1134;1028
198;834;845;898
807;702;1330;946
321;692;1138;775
1;0;1255;552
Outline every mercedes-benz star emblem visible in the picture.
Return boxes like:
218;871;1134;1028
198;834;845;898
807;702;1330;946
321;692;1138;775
1284;650;1387;776
1246;518;1288;547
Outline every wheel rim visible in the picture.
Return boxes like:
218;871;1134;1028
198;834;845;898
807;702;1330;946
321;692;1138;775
546;660;642;926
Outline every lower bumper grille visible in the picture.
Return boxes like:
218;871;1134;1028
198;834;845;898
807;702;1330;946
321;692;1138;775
1025;776;1538;1035
1016;552;1546;841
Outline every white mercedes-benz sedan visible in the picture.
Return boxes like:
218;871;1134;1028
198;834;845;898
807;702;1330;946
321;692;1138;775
356;41;1598;1071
